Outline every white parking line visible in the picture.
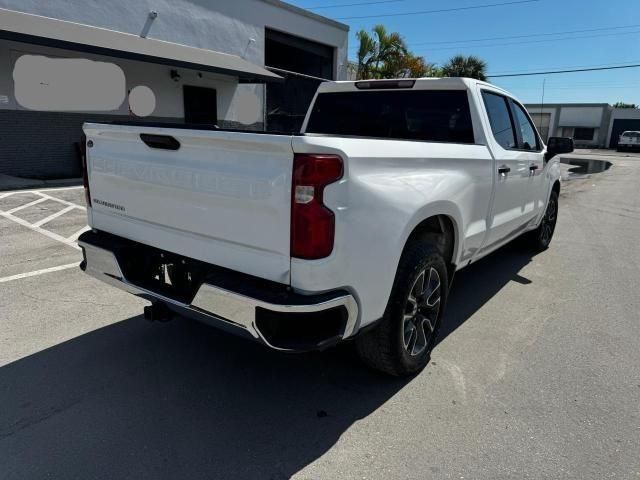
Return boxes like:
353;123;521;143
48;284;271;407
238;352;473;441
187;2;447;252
66;225;91;242
36;191;86;211
0;210;81;250
0;263;79;284
6;196;48;214
32;205;76;227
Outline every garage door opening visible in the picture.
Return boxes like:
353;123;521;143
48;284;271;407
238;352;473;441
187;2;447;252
609;119;640;148
265;29;334;132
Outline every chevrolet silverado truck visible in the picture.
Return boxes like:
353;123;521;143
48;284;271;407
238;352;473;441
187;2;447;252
78;78;573;376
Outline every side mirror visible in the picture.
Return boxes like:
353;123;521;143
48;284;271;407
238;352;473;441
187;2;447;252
545;137;574;161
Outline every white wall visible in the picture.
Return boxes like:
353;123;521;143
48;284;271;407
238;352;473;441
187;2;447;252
0;0;348;76
0;0;348;124
558;107;604;128
0;39;242;121
528;107;556;142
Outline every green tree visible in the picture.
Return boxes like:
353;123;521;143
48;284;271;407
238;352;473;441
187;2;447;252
441;55;488;81
355;25;435;80
613;102;638;109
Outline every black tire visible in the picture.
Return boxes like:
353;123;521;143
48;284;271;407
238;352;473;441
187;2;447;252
524;189;558;252
355;240;449;376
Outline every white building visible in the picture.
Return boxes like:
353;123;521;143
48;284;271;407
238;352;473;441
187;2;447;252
0;1;348;178
526;102;640;149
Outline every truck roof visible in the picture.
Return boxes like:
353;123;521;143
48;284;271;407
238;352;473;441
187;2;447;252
317;77;502;94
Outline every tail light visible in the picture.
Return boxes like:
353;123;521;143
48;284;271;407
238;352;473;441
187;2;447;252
81;136;91;207
291;153;343;259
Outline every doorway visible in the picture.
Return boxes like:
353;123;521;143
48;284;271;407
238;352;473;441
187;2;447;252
183;86;217;125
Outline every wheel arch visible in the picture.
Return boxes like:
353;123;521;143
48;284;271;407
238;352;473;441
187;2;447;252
400;207;462;284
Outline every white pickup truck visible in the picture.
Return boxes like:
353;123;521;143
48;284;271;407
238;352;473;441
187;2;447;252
79;78;573;376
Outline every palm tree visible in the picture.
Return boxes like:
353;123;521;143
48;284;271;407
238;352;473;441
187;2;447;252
441;55;488;81
355;25;433;80
355;29;377;80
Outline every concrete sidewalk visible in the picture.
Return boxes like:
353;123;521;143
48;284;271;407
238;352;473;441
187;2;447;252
0;174;82;191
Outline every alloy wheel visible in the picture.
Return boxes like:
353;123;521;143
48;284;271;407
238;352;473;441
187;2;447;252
540;194;558;245
402;267;442;356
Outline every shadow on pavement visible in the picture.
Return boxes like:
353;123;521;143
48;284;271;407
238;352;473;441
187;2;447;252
0;316;407;480
0;243;538;479
438;242;536;344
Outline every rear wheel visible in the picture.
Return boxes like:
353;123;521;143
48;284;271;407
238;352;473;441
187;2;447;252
356;240;449;376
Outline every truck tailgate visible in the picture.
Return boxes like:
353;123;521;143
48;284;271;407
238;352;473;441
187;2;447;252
83;123;293;284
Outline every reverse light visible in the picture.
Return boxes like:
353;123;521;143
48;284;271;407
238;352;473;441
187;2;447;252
291;154;343;260
294;185;315;204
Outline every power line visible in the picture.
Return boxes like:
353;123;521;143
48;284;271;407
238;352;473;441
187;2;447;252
490;59;640;76
415;28;640;52
412;23;640;47
348;23;640;49
336;0;540;20
307;0;404;9
510;84;640;90
487;63;640;78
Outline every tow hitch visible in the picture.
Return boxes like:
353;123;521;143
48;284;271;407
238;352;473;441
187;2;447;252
143;302;173;322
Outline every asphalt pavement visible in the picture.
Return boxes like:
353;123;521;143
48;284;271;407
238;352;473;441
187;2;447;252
0;154;639;479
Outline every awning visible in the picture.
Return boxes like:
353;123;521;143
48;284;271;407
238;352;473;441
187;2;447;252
0;8;282;83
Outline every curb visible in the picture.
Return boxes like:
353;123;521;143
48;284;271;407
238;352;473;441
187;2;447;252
0;176;82;192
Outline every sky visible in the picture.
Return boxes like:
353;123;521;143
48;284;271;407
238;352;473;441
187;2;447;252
287;0;640;105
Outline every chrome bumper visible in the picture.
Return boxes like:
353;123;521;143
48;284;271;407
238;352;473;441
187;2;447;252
78;238;358;351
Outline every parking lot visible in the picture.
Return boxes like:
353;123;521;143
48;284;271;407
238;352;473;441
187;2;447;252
1;155;639;479
0;187;88;283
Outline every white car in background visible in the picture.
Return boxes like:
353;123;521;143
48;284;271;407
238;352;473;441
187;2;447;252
617;131;640;151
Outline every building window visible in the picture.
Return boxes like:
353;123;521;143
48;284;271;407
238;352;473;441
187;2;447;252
573;127;595;141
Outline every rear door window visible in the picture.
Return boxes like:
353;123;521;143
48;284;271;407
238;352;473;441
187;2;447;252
481;91;517;150
306;90;474;144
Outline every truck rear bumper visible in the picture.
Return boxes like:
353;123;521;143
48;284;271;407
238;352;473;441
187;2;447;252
78;231;358;352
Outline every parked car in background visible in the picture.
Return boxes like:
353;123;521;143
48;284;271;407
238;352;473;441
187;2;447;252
78;78;573;376
617;131;640;151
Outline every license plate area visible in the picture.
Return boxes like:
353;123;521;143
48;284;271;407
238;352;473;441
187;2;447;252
116;243;210;304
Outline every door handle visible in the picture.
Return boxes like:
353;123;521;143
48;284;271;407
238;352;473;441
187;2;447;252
498;165;511;175
529;164;539;171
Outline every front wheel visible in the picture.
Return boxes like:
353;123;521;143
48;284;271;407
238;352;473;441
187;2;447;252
355;241;449;376
524;189;558;252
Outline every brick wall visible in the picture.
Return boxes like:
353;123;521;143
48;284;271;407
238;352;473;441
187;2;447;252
0;110;262;179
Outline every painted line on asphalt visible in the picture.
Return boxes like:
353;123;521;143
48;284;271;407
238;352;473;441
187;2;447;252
0;263;79;284
32;205;76;228
66;225;91;242
6;196;48;214
0;210;81;251
36;191;87;211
